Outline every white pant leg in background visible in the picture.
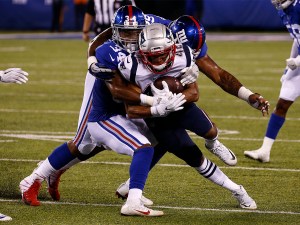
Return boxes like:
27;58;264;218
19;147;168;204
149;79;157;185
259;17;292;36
280;67;300;101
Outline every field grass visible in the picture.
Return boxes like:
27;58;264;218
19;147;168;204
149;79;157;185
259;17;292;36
0;36;299;225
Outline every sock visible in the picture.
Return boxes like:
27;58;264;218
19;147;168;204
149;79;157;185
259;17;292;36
258;113;285;153
31;159;55;182
196;157;240;191
129;146;154;191
205;136;218;149
126;188;142;205
265;113;285;140
48;142;76;170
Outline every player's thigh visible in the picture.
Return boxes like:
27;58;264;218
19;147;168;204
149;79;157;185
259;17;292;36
73;72;95;145
280;68;300;101
88;115;151;156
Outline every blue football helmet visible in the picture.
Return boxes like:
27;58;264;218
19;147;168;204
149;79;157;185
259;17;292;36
112;5;146;52
169;15;206;57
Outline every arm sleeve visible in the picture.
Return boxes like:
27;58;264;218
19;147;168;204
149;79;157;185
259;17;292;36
118;56;132;81
86;0;95;16
194;42;208;60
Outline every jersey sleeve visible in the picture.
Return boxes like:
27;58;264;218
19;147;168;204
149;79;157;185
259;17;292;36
86;0;95;16
95;44;119;70
118;55;133;82
194;42;208;60
145;14;172;26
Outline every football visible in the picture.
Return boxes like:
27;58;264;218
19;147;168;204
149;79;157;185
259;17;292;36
153;76;184;94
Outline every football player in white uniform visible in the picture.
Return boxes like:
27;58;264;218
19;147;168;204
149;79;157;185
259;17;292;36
244;0;300;162
114;23;257;210
0;67;29;222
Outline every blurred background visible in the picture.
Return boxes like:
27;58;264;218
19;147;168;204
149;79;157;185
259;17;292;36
0;0;284;32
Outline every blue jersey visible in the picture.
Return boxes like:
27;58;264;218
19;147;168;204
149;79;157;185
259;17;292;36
88;40;128;122
279;0;300;53
146;14;208;60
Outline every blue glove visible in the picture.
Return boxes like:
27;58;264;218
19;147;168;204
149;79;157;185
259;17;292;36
88;62;115;80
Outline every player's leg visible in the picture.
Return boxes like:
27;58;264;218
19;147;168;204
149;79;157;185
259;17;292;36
20;72;102;205
244;68;300;162
88;115;163;216
115;127;256;210
165;103;237;166
164;130;256;209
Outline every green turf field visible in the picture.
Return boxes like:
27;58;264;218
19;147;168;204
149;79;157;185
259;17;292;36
0;37;299;225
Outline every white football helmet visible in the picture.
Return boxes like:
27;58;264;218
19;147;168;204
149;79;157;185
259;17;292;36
271;0;295;9
139;23;176;74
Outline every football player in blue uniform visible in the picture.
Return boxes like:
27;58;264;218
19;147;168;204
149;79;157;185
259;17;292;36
244;0;300;162
20;5;185;216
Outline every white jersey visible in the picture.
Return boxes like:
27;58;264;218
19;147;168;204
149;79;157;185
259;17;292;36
118;44;194;94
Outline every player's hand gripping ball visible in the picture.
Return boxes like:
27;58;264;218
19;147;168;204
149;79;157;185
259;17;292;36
153;76;184;94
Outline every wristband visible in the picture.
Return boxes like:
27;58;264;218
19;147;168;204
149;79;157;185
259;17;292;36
87;56;97;69
150;106;158;116
140;94;154;106
238;86;253;102
83;30;89;34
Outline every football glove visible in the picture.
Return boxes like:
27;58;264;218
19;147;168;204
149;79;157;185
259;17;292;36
0;68;29;84
286;55;300;70
88;62;114;80
151;80;170;96
248;94;270;116
180;63;199;86
150;93;186;117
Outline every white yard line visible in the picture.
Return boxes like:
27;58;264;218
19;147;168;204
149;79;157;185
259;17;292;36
0;158;299;173
0;199;299;215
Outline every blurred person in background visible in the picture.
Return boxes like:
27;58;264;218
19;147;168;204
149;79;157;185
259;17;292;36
74;0;88;30
0;67;29;221
82;0;135;42
244;0;300;163
51;0;65;32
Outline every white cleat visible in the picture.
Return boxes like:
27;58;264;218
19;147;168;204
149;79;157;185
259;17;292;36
205;141;237;166
121;203;163;217
0;213;12;221
232;185;257;210
116;183;153;206
244;149;270;163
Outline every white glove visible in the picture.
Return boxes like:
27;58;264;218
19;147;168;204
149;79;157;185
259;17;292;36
286;55;300;70
150;93;186;117
0;68;29;84
141;80;171;106
151;80;170;97
180;63;199;86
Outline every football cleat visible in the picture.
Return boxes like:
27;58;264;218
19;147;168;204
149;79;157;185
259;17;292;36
19;177;42;206
121;203;164;217
0;213;12;221
244;149;270;163
46;169;66;201
116;182;153;206
232;185;257;210
205;140;237;166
